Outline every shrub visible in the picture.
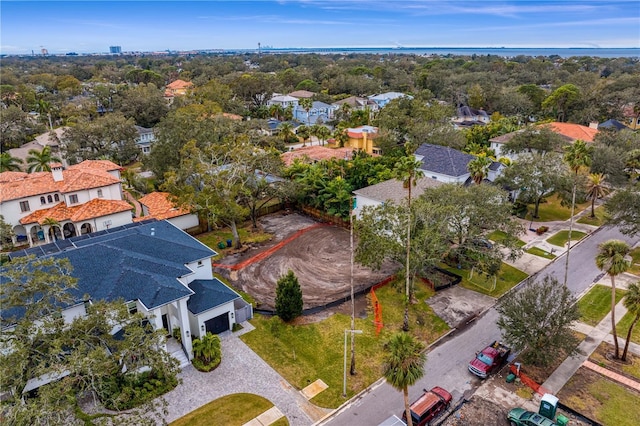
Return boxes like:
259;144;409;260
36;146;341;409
192;333;222;372
275;270;303;322
536;226;549;235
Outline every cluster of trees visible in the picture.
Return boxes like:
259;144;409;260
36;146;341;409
0;256;179;425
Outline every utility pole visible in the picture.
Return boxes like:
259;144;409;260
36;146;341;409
350;198;356;375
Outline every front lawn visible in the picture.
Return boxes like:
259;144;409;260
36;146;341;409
525;247;556;259
577;206;606;227
487;230;526;248
440;262;528;297
240;280;449;409
557;369;640;426
528;194;589;222
616;311;640;345
577;284;626;326
546;230;587;247
170;393;287;426
628;247;640;276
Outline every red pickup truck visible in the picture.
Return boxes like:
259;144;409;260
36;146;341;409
468;341;511;379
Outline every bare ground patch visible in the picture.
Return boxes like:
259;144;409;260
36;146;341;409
215;213;397;310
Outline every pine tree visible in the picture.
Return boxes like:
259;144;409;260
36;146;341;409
275;270;303;322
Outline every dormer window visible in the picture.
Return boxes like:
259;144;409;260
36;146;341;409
69;194;79;204
97;189;103;198
40;196;46;205
54;194;60;202
47;195;53;203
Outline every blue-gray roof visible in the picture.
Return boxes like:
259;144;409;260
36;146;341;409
415;143;475;177
187;279;241;315
599;119;628;130
4;221;217;313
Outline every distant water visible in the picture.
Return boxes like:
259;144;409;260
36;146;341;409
255;47;639;59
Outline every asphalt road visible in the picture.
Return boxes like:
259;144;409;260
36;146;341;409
321;226;639;426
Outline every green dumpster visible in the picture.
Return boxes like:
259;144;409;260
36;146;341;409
506;373;516;383
556;414;569;426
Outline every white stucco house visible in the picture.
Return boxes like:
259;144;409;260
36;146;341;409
0;160;134;247
5;219;252;363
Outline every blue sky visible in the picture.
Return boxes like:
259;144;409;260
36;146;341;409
1;1;639;54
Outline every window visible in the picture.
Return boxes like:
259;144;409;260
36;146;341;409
197;260;203;268
97;189;103;198
47;195;53;203
54;194;60;202
19;201;30;212
69;194;79;204
126;301;138;314
40;196;46;205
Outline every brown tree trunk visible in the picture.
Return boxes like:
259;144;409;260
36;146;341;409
611;275;620;358
621;314;639;361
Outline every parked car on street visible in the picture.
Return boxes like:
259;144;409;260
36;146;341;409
507;408;558;426
468;340;511;378
401;386;452;426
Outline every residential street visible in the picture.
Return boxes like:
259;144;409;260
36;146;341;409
320;226;640;426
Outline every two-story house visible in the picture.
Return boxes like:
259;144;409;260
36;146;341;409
293;101;337;125
1;160;133;246
135;125;156;155
343;125;380;155
414;143;503;184
368;92;413;109
6;219;252;365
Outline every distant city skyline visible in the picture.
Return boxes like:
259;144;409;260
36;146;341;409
1;1;639;55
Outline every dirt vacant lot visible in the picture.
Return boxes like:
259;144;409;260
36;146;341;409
214;213;397;310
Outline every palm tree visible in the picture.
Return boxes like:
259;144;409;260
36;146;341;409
299;98;313;129
332;126;349;148
269;103;284;121
394;144;424;332
383;333;426;426
0;152;24;172
467;154;492;185
563;140;593;286
595;239;631;359
192;332;221;365
42;217;60;242
37;98;54;131
278;122;295;145
297;125;311;147
26;146;62;173
585;173;610;218
621;282;640;361
312;124;331;147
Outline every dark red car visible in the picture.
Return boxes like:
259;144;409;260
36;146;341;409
402;386;452;426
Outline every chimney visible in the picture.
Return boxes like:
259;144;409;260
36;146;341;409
51;163;64;182
589;121;599;129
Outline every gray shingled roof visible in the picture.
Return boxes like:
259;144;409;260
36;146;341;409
415;143;475;177
3;221;217;316
187;279;241;315
353;176;443;204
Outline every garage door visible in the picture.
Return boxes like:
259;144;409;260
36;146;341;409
204;313;230;335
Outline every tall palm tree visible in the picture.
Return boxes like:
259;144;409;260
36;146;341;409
595;239;631;359
0;152;24;172
312;124;331;147
621;282;640;361
467;154;492;185
37;98;54;131
585;173;610;218
394;144;424;332
269;103;284;121
332;126;349;148
563;140;593;286
383;332;426;426
26;146;62;173
278;122;295;145
297;125;311;147
299;98;313;129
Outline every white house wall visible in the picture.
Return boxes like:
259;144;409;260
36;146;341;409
190;301;236;339
420;170;468;184
353;195;383;219
184;257;213;281
168;214;199;231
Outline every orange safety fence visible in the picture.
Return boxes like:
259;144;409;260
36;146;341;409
370;275;394;335
509;364;551;396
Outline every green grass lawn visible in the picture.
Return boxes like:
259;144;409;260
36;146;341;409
197;226;272;258
628;247;640;276
546;230;587;247
170;393;287;426
616;311;640;345
577;284;627;326
440;262;528;297
577;205;606;227
563;377;640;426
487;230;526;248
528;194;589;222
525;246;556;259
240;280;449;409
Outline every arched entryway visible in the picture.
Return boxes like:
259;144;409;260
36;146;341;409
48;226;63;242
30;226;45;243
80;223;93;235
63;223;77;238
12;225;28;245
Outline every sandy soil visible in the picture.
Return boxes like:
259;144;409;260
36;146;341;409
215;212;397;310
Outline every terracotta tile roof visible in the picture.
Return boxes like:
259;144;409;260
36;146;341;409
543;122;598;143
281;146;355;166
222;113;243;120
166;79;193;90
19;199;132;225
68;159;121;172
138;192;192;220
347;125;378;139
0;167;120;203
